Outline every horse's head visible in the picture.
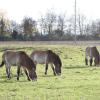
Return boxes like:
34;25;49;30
54;54;62;75
29;68;37;81
28;61;37;81
20;52;37;81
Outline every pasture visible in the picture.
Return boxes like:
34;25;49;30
0;41;100;100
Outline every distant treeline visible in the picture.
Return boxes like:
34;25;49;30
0;9;100;41
0;33;100;41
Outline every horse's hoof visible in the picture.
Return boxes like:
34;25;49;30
7;76;11;80
57;73;61;76
54;73;56;76
28;78;31;81
32;78;37;81
17;78;19;81
7;78;11;80
45;73;47;75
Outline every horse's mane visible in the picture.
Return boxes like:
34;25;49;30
19;51;36;70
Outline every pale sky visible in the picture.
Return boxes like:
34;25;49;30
0;0;100;23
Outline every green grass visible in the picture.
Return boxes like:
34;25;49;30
0;43;100;100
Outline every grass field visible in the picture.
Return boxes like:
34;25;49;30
0;41;100;100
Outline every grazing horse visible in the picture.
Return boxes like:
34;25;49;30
30;50;62;76
0;51;37;81
85;46;100;66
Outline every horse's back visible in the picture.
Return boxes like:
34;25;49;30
30;50;62;66
30;51;48;64
85;46;99;58
3;51;20;65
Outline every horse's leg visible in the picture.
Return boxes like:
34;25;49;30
50;64;56;76
20;68;23;75
90;58;93;66
5;64;11;79
94;58;96;66
23;69;30;81
34;62;37;70
85;57;88;65
45;63;48;75
17;66;21;80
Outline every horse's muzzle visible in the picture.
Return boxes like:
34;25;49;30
57;73;61;76
32;78;37;81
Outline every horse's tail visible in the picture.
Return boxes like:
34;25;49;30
0;60;4;67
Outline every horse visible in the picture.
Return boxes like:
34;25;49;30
30;50;62;76
85;46;100;66
0;51;37;81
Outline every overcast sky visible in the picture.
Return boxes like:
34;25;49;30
0;0;100;23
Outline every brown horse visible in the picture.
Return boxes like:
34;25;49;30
30;50;62;76
85;46;100;66
0;51;37;81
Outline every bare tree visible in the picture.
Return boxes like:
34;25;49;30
0;17;5;34
21;16;37;36
0;9;8;35
77;14;86;35
57;13;66;32
67;16;75;34
44;9;57;35
96;20;100;36
38;16;45;36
